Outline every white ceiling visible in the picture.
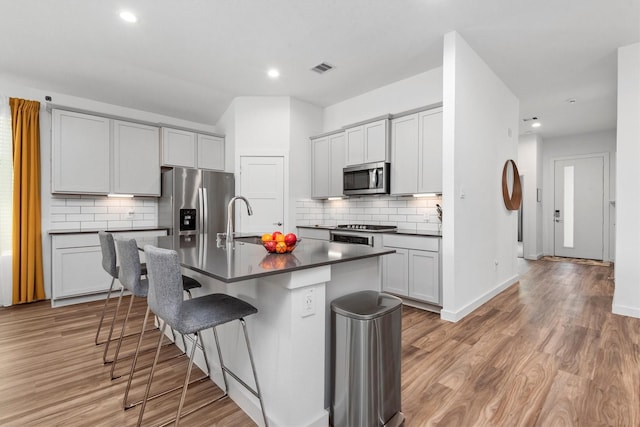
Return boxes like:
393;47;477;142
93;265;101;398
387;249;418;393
1;0;638;139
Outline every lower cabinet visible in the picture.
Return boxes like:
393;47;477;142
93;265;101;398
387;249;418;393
382;234;441;306
296;227;330;241
51;230;166;307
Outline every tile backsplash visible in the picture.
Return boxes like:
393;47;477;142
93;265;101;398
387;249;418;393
296;195;442;232
49;195;158;230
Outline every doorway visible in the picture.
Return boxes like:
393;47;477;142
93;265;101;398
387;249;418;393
553;155;605;260
238;156;285;234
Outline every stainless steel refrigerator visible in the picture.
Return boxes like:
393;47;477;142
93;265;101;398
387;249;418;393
158;167;235;236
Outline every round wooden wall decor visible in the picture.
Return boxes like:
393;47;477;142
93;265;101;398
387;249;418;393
502;159;522;210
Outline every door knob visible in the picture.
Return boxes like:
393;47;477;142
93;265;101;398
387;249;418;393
273;222;283;226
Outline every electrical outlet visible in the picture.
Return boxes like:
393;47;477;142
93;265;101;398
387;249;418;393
301;288;315;318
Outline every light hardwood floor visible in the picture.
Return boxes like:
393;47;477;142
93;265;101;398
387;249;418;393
1;259;638;426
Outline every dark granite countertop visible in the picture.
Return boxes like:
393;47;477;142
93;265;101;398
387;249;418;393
48;226;170;235
137;234;394;283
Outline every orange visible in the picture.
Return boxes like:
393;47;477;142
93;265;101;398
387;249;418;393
275;234;285;243
261;233;272;242
275;241;287;253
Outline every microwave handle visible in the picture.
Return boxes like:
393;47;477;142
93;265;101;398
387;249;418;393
370;168;377;188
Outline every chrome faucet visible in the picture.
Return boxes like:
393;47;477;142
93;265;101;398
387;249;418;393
225;196;253;244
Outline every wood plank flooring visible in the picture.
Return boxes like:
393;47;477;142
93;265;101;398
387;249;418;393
1;259;638;426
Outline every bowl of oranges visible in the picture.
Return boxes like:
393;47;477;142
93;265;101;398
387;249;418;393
261;231;299;253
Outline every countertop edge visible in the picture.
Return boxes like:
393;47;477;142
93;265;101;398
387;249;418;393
49;226;170;235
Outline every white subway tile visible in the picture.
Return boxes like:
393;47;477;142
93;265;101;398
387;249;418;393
398;208;417;215
66;214;95;222
51;206;81;214
143;213;157;220
132;220;156;227
81;206;108;214
379;208;397;215
108;220;133;228
370;214;389;221
349;208;364;214
66;199;96;207
81;221;108;230
389;201;407;208
50;214;67;222
389;215;407;222
407;199;428;208
95;213;121;221
49;222;80;230
50;198;67;206
108;206;129;214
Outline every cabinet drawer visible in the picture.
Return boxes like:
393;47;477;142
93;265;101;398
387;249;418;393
383;234;439;251
53;233;100;249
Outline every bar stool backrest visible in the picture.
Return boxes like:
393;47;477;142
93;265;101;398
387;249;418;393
98;231;118;279
144;245;184;326
115;238;148;297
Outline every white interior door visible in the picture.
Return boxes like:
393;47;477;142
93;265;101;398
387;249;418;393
239;156;285;234
553;156;604;259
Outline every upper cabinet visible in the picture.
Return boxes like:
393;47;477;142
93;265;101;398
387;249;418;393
52;110;160;196
311;131;345;198
112;120;160;195
161;127;225;171
391;107;443;195
344;118;390;166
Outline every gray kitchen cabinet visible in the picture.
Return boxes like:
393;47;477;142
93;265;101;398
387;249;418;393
344;118;389;166
51;229;166;307
390;107;443;195
161;127;225;171
52;110;160;196
382;234;441;306
311;131;344;198
112;120;160;196
52;110;111;194
197;133;225;171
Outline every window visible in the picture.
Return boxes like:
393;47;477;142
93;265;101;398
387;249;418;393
0;96;11;255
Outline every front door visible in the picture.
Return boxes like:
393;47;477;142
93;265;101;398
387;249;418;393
553;156;604;260
239;156;285;234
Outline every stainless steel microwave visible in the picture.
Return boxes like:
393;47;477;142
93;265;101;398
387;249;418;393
343;162;390;196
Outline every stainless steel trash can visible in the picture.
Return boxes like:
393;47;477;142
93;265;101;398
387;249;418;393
331;291;405;427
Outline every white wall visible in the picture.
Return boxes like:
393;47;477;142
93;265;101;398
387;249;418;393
613;42;640;318
518;134;544;259
541;129;616;259
441;32;520;322
234;97;291;151
322;67;443;131
214;98;237;172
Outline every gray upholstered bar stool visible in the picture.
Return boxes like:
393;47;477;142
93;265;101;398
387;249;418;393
137;245;268;427
96;231;148;360
110;238;204;381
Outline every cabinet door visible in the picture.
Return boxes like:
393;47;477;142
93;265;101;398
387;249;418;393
161;127;196;168
311;136;330;198
113;120;160;196
382;248;409;296
52;110;110;194
409;250;440;304
345;126;364;166
328;132;345;197
418;109;443;193
53;245;111;298
391;114;419;195
364;119;388;163
197;134;225;171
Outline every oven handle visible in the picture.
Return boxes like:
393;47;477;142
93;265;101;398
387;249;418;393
330;231;375;246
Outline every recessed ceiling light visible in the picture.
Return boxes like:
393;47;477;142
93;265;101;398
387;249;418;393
267;69;280;79
120;11;137;23
531;122;541;128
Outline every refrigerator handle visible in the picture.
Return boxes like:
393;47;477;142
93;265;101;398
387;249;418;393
203;188;209;234
198;187;204;234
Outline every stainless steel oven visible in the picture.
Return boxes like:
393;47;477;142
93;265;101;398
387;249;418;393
330;230;376;246
330;224;397;248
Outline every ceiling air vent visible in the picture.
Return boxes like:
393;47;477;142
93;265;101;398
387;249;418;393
311;62;334;74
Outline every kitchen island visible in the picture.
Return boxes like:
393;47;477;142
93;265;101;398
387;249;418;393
139;234;394;427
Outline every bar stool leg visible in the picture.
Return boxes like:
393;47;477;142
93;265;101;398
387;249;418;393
109;294;136;379
212;326;229;395
137;322;167;427
174;333;200;427
95;276;116;345
123;306;150;409
103;285;125;364
241;318;269;427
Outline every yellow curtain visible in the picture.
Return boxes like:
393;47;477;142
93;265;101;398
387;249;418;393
10;98;44;304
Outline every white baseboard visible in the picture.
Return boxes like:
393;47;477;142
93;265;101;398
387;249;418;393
440;274;519;322
612;303;640;319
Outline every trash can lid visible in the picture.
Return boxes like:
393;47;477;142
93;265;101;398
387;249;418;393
331;291;402;320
